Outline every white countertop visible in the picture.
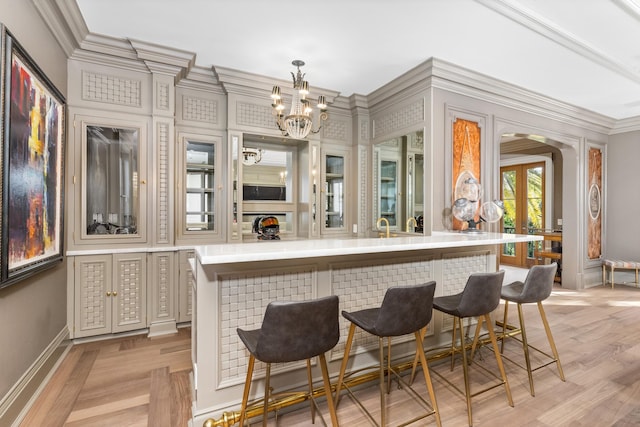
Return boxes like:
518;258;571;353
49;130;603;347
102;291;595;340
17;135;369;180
195;231;542;265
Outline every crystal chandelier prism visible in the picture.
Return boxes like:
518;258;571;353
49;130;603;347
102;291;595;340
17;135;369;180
271;60;328;139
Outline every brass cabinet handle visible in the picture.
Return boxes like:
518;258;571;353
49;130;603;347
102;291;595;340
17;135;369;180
106;291;112;297
112;291;118;297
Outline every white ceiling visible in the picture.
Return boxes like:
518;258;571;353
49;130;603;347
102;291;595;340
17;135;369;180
75;0;640;120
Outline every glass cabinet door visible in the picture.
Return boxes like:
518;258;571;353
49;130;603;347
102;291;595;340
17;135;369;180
176;134;221;243
85;125;140;236
324;154;344;229
185;141;215;231
380;159;398;227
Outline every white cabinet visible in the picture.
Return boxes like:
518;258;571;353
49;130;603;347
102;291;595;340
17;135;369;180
72;253;147;338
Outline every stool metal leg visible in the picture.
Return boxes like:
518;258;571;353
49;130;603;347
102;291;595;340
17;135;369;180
458;317;473;427
386;337;392;394
379;337;387;427
306;360;316;423
538;301;566;382
334;323;356;408
516;303;535;396
318;353;340;427
414;329;442;427
500;300;510;353
263;363;272;427
484;313;514;408
238;355;255;427
451;316;459;371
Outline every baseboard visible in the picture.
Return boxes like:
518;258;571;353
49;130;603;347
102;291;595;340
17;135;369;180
0;327;71;426
148;320;178;337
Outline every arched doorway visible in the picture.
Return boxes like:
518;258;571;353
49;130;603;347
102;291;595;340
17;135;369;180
496;127;583;290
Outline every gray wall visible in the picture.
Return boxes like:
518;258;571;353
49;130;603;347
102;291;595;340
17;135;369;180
0;0;68;404
606;131;640;260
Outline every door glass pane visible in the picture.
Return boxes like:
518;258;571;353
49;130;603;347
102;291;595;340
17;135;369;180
86;125;139;235
325;155;344;228
526;166;544;257
380;160;397;226
185;141;215;231
501;169;516;256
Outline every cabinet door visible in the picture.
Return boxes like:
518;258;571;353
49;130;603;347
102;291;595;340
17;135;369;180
72;114;149;248
176;133;222;244
178;250;195;323
148;252;176;329
112;253;147;333
321;148;350;235
74;255;112;338
380;159;399;227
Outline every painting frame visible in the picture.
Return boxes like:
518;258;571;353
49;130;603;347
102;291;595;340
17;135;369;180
0;27;65;289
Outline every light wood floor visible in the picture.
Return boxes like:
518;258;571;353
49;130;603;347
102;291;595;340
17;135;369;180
20;279;640;426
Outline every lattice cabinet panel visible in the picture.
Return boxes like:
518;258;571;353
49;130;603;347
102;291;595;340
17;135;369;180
178;250;195;323
112;253;147;333
74;255;112;337
70;253;149;338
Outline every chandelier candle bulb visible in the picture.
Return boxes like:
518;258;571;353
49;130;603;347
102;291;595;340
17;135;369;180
271;86;281;100
317;95;327;110
300;80;309;95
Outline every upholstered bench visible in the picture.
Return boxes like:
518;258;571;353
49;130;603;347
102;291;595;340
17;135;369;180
602;259;640;289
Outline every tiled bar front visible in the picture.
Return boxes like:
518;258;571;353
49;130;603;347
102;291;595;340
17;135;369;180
191;233;540;425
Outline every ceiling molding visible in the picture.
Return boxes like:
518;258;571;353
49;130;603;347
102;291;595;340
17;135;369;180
476;0;640;84
610;116;640;134
32;0;87;56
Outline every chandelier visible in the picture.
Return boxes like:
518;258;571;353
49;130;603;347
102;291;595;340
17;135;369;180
271;60;328;139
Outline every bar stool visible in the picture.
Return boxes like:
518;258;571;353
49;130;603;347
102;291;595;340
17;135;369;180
500;264;565;396
334;282;441;427
431;270;512;427
236;295;340;427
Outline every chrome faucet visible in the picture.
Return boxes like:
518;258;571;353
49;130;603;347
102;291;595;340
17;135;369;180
406;217;417;233
376;217;390;238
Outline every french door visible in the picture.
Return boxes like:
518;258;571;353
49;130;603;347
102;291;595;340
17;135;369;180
500;162;545;268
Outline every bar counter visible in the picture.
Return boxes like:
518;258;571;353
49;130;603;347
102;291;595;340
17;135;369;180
191;232;541;426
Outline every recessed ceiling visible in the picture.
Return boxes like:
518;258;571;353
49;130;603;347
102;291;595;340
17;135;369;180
75;0;640;120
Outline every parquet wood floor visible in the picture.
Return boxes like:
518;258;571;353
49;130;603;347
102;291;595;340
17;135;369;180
19;277;640;426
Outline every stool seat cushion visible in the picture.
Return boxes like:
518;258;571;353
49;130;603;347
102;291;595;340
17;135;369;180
500;281;525;302
432;293;464;317
603;259;640;268
501;264;557;304
342;282;437;338
237;295;339;363
433;271;505;318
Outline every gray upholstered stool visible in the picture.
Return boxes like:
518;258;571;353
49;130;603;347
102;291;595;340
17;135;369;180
500;263;565;397
334;282;442;427
431;271;512;427
236;295;340;427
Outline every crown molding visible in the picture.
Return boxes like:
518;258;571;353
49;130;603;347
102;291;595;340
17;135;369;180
214;64;340;103
475;0;640;86
129;39;195;80
177;66;225;94
610;116;640;134
32;0;87;56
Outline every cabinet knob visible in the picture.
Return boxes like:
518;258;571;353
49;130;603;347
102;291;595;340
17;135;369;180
106;291;112;297
112;291;118;297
